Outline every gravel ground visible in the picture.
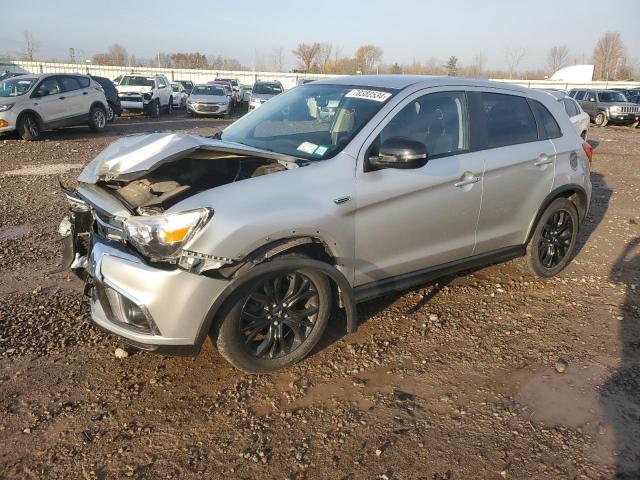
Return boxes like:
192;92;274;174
0;112;639;480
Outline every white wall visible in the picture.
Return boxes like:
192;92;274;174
2;60;638;91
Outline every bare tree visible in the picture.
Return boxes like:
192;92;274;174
292;43;321;72
505;47;526;79
469;52;486;77
547;45;570;74
355;44;383;74
92;43;128;66
253;49;268;71
445;56;458;76
318;43;333;73
592;31;627;80
270;47;285;72
23;31;40;61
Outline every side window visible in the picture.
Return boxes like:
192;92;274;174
77;76;90;88
480;93;538;148
530;100;562;139
564;99;579;116
60;76;81;92
576;91;586;101
379;91;468;158
36;77;61;96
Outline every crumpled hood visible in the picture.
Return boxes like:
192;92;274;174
77;133;300;184
116;85;152;94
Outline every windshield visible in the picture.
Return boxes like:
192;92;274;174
253;83;283;95
120;76;155;87
0;77;37;97
192;85;226;96
598;91;627;102
221;84;394;160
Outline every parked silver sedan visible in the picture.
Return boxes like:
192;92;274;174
59;76;592;373
186;84;229;117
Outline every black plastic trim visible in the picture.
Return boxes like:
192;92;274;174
353;245;525;303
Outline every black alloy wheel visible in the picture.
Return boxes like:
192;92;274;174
240;272;320;359
538;210;574;269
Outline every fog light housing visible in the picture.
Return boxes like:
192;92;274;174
0;120;9;128
103;287;158;334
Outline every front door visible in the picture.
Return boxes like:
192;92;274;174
354;89;483;286
32;76;66;123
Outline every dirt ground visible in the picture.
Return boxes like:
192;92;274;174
0;111;638;480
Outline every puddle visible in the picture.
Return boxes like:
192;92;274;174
2;163;84;176
516;361;640;468
0;224;31;242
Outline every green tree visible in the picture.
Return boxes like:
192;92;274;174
446;56;458;76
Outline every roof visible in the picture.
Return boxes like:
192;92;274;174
312;74;531;93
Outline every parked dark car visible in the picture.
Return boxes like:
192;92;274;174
90;75;122;122
175;80;194;94
569;88;640;127
0;71;23;81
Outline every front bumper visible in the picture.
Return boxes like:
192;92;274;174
0;111;17;133
84;238;228;351
607;112;639;124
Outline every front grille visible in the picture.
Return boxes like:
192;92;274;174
619;105;640;114
121;96;141;102
194;104;219;112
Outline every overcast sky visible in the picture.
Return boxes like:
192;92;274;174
3;0;639;70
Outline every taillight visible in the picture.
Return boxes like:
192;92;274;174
582;142;593;163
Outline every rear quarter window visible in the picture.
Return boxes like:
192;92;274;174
77;76;90;88
530;100;562;139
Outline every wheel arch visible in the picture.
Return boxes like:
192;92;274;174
525;184;588;244
193;254;358;352
90;100;107;112
16;109;45;128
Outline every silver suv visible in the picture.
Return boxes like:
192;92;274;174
0;73;108;140
59;76;592;373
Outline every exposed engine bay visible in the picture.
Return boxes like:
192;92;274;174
100;153;288;215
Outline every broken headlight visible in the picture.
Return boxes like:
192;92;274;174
124;208;212;262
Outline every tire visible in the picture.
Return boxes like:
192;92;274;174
106;102;115;123
523;198;579;278
594;111;608;127
148;100;160;118
580;130;587;140
214;263;332;373
17;113;42;141
88;105;107;132
167;98;173;114
631;120;639;128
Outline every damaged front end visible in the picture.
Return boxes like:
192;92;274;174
57;133;302;351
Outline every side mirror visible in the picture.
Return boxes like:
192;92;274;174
158;84;166;89
589;97;596;102
35;89;49;97
369;137;428;170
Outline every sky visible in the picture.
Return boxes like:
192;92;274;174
3;0;639;71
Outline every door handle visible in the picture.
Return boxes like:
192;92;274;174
454;174;480;188
82;92;88;95
534;154;554;167
58;96;66;100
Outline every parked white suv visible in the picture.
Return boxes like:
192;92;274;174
0;73;108;141
116;74;173;118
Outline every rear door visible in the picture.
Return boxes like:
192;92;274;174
472;91;556;253
59;76;86;118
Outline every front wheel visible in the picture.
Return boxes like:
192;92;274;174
148;100;160;118
17;113;42;141
594;111;608;127
106;102;115;123
215;267;332;373
523;198;579;278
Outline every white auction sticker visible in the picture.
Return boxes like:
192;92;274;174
297;141;319;154
345;89;392;102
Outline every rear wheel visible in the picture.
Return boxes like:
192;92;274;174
215;265;332;373
594;111;608;127
17;113;42;141
167;97;173;114
88;105;107;132
523;198;579;277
